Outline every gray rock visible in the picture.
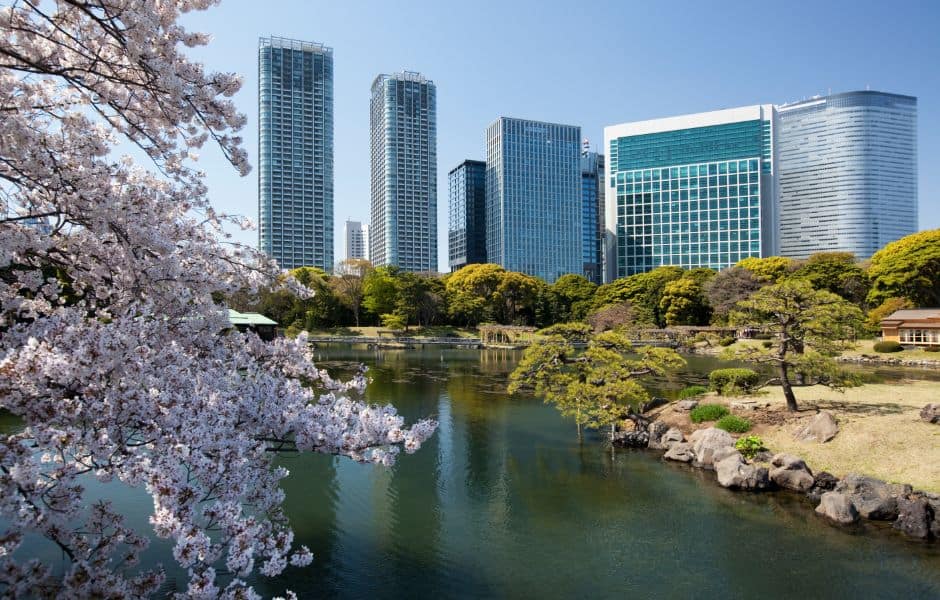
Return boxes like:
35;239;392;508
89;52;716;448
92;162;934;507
675;399;699;411
689;427;735;469
646;422;669;450
794;411;839;443
807;471;840;505
752;450;774;463
835;474;912;521
612;430;649;448
662;427;685;444
715;453;772;490
663;442;694;463
920;403;940;424
769;453;815;492
925;493;940;538
816;492;860;525
894;494;932;539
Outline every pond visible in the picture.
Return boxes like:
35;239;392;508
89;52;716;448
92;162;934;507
5;346;940;598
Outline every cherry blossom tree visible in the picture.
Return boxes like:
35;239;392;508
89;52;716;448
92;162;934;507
0;1;436;597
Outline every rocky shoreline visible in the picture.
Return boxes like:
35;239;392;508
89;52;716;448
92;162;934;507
834;354;940;368
615;422;940;543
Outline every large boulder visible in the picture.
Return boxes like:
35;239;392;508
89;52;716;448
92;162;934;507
769;453;815;492
646;422;669;450
715;453;772;490
689;427;735;469
663;442;694;463
921;403;940;424
815;492;859;525
835;474;912;521
675;400;698;412
794;411;839;443
894;494;933;539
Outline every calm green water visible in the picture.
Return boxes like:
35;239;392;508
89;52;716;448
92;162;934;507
4;347;940;598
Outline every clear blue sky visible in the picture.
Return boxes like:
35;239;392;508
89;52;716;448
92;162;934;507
182;0;940;270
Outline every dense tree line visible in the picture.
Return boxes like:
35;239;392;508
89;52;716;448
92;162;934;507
236;229;940;335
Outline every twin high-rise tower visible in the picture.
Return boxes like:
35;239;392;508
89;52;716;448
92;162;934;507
258;37;437;273
369;72;437;272
258;37;334;271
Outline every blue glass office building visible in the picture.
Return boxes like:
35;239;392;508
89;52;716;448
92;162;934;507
776;91;917;259
448;160;487;272
581;149;605;284
370;71;437;272
604;105;778;280
486;118;582;283
258;37;333;270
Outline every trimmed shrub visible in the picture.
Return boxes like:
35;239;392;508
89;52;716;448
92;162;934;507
718;336;736;347
735;435;765;459
708;368;760;396
689;403;730;423
761;340;773;349
716;414;752;433
873;340;903;353
678;385;708;399
924;345;940;353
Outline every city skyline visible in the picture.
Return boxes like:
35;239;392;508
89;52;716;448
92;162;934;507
180;0;939;270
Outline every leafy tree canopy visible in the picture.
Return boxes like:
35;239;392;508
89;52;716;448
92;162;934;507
735;256;796;283
726;279;863;410
509;331;685;433
867;229;940;307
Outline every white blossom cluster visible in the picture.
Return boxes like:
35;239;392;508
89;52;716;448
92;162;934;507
0;1;436;597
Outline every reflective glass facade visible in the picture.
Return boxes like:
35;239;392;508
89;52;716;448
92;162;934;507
486;118;582;283
258;37;333;270
580;151;604;284
605;106;778;279
448;160;487;272
777;91;917;259
370;72;437;272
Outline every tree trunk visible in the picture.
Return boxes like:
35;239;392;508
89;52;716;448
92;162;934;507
779;362;798;412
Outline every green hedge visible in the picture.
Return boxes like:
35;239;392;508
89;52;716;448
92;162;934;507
718;336;736;347
689;403;730;423
716;414;752;433
873;340;903;353
708;368;760;396
678;385;709;399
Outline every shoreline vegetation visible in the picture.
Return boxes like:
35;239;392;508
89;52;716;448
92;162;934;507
306;326;940;368
652;381;940;494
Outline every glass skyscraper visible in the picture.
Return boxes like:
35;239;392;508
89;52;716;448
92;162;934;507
258;36;333;270
370;71;437;272
448;159;487;272
776;91;917;259
485;118;582;283
604;105;778;280
581;147;605;284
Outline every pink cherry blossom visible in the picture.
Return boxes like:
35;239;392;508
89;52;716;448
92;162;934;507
0;1;436;596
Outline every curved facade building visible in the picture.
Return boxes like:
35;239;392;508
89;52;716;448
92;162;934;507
776;91;917;259
369;71;437;272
